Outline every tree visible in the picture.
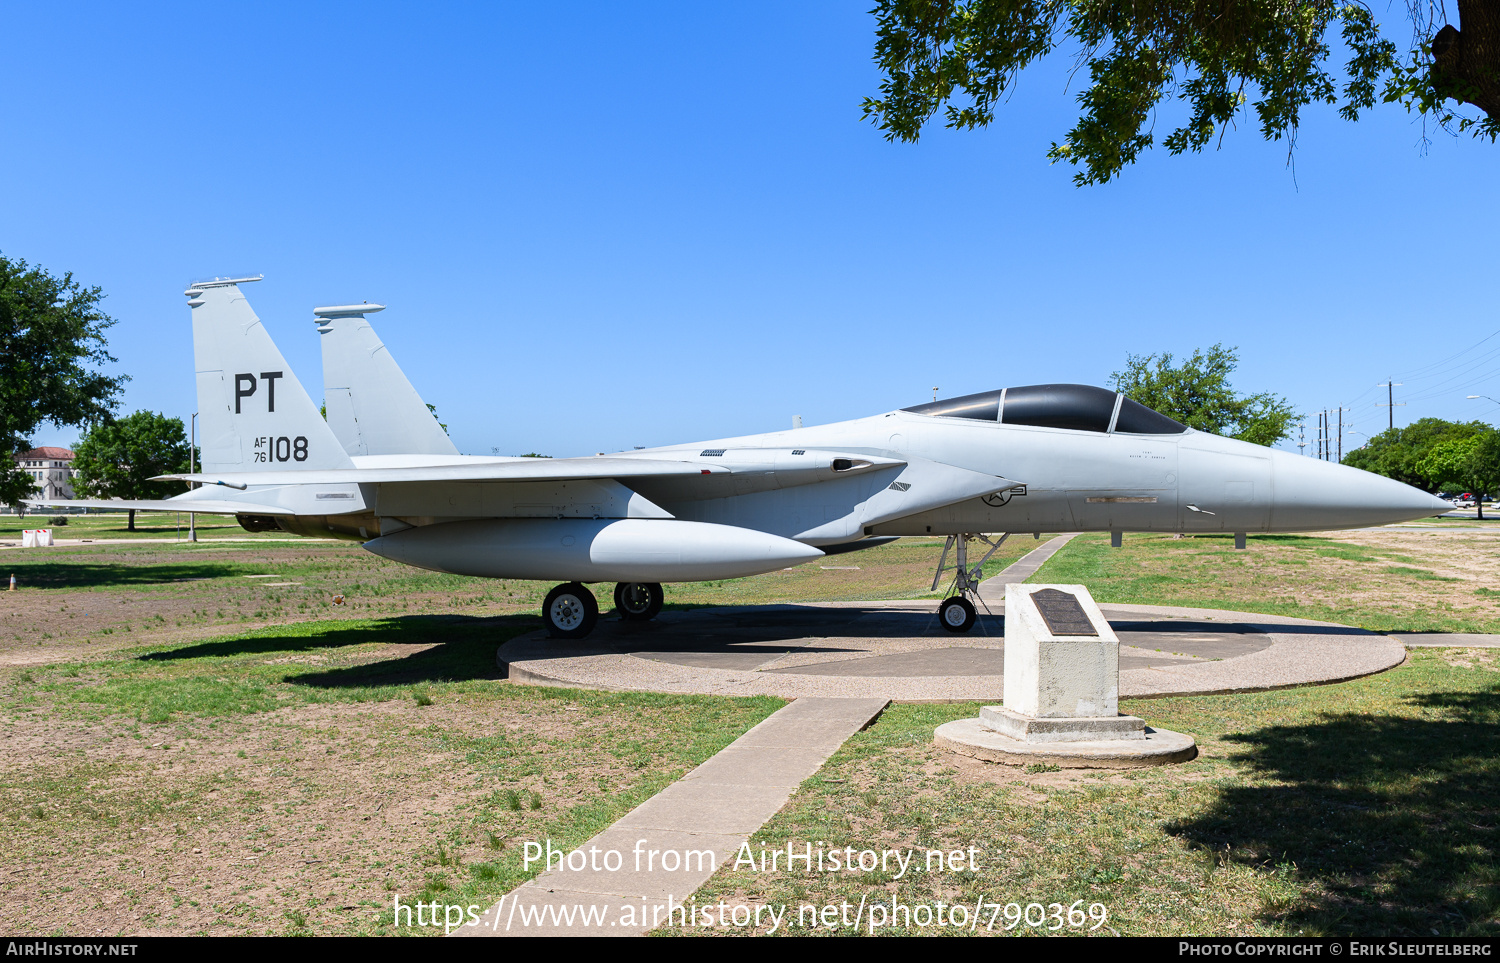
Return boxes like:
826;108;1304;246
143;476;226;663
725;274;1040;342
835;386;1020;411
1341;417;1485;492
1110;344;1297;445
0;255;128;508
861;1;1498;186
1416;428;1500;518
72;412;192;531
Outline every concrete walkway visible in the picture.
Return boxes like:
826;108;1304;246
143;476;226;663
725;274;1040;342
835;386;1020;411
458;697;888;937
977;533;1078;604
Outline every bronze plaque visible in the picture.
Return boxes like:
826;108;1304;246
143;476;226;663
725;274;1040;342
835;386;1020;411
1031;588;1098;636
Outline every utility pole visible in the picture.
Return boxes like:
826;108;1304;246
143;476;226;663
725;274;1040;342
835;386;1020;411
189;412;198;543
1337;406;1343;462
1297;422;1306;456
1377;380;1405;431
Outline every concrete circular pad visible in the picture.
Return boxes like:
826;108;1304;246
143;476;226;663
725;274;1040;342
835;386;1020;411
497;599;1407;701
935;718;1199;768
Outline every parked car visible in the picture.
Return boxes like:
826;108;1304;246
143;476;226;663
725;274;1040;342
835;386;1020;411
1453;494;1478;508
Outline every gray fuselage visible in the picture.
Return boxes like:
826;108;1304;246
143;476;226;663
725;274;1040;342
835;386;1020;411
614;409;1445;542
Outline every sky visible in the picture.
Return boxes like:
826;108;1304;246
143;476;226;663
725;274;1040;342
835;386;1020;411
2;3;1496;459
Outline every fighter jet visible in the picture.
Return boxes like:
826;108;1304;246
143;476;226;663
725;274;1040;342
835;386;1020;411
35;277;1450;639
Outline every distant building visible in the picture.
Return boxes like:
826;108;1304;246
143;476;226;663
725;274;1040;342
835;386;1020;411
13;447;77;502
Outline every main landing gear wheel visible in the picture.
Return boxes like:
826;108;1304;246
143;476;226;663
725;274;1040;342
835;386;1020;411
613;582;664;621
543;582;598;639
939;596;977;633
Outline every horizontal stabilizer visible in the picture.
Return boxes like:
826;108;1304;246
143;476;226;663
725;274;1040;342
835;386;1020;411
26;498;294;516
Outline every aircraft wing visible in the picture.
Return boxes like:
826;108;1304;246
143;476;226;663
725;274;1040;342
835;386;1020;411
137;449;1027;542
25;497;295;515
151;451;907;487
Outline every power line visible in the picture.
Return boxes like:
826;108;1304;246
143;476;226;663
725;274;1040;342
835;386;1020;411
1395;327;1500;382
1302;329;1500;436
1394;341;1500;404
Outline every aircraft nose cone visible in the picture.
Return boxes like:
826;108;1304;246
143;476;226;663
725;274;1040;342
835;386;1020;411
1271;452;1452;531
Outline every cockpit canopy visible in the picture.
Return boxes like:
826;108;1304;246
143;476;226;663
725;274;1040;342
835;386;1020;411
902;384;1187;435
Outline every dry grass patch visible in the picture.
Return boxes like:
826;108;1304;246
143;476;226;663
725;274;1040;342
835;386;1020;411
0;613;779;936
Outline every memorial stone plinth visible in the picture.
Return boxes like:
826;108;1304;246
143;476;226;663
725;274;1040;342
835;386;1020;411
935;583;1197;768
987;584;1144;742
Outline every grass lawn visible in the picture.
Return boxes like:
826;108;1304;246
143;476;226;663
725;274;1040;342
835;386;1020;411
1032;532;1500;634
0;616;781;935
1;528;1497;935
0;512;289;541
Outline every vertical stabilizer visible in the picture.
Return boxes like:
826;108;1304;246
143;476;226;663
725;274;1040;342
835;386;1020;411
187;278;355;473
315;305;460;457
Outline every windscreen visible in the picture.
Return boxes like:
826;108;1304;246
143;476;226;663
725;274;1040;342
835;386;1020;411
1113;396;1188;434
901;390;1001;421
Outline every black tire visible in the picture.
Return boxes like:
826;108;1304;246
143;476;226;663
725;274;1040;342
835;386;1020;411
613;582;664;621
939;596;976;633
543;582;598;639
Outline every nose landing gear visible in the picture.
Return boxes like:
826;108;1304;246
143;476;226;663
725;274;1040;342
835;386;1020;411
939;595;977;632
930;533;1008;633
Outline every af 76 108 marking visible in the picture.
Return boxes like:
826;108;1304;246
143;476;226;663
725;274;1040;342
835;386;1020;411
251;435;308;463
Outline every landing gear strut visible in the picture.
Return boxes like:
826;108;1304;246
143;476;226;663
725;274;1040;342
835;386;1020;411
613;582;664;621
930;533;1008;633
542;582;598;639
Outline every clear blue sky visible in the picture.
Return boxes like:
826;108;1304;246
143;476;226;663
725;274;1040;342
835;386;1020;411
3;3;1495;458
